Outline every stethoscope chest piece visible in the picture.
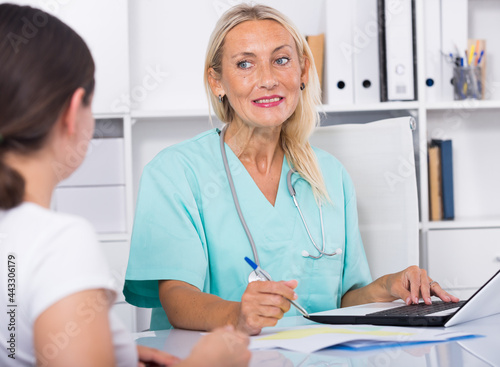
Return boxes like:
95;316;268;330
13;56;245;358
248;269;271;283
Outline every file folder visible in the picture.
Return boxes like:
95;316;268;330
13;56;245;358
352;0;380;104
325;1;354;105
378;0;416;101
441;0;468;100
424;0;442;102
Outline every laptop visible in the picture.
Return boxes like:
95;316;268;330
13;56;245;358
308;269;500;327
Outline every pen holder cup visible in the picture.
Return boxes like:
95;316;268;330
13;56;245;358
453;66;482;100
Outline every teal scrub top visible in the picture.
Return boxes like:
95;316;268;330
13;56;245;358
124;129;372;330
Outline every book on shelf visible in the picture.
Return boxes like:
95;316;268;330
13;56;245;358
306;33;325;93
431;139;455;220
428;144;443;221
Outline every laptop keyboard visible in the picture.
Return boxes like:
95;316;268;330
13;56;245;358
367;300;467;317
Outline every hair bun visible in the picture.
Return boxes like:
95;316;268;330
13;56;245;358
0;159;25;210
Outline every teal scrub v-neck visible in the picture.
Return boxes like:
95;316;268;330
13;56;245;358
124;129;371;330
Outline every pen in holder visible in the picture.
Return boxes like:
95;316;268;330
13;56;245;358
453;66;482;100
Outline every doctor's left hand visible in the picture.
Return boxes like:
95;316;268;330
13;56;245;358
381;266;460;305
237;279;298;335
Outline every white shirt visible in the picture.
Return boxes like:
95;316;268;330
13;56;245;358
0;202;137;366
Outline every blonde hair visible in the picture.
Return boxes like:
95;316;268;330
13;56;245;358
204;3;329;202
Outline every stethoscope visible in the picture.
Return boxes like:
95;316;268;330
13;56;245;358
219;126;342;281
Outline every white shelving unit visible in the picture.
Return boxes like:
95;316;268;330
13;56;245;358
419;0;500;301
7;0;499;330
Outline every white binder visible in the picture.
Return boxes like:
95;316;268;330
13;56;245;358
324;1;354;105
441;0;468;101
352;0;380;104
383;0;415;101
423;0;442;102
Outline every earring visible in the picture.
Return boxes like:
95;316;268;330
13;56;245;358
300;83;305;91
218;94;224;103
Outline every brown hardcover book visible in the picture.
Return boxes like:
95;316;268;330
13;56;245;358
306;33;325;92
428;145;443;221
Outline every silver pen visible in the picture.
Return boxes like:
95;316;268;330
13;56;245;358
244;257;310;318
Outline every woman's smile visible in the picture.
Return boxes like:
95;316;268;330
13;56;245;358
252;95;285;107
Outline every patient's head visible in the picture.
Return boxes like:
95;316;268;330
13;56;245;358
0;4;95;209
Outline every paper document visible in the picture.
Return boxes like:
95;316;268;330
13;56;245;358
250;325;477;353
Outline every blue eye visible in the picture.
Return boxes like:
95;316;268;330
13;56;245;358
276;57;290;65
237;60;252;69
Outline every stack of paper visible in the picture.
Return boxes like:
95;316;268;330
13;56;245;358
250;325;477;353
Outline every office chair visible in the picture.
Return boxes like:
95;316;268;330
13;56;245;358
310;116;420;280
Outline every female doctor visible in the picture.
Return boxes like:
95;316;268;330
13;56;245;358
124;4;458;336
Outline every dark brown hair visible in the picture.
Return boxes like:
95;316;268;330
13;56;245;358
0;3;95;209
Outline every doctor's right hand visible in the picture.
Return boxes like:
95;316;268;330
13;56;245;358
237;279;298;335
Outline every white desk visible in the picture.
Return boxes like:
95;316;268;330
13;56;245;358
134;314;500;366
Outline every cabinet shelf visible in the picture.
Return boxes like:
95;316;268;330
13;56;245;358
426;216;500;230
97;233;130;242
131;109;213;120
323;101;420;113
125;99;500;120
130;101;421;121
93;112;129;120
426;100;500;111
